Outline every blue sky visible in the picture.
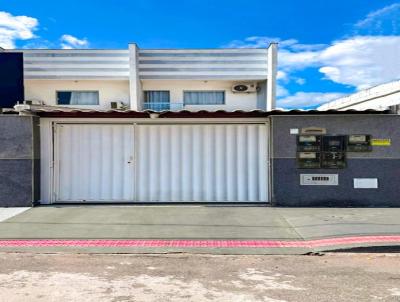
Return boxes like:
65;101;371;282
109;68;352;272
1;0;400;108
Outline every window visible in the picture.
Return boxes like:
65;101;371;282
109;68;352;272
184;91;225;105
144;91;170;103
57;91;99;105
144;91;170;111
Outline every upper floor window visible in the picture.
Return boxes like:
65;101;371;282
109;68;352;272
144;90;170;111
144;91;170;103
57;91;99;105
184;91;225;105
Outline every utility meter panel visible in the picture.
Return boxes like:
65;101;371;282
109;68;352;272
296;132;372;169
296;135;322;169
297;152;321;169
347;135;372;152
321;136;347;169
322;135;346;152
297;135;321;152
321;152;346;169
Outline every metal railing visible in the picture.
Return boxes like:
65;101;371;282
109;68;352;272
143;102;184;112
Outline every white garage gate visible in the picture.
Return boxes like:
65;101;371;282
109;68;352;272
53;123;269;203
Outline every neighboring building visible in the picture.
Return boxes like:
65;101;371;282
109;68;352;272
318;80;400;112
0;43;278;111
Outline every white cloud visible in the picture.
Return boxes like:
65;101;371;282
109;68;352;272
60;34;89;49
223;36;277;48
0;11;38;48
354;3;400;34
277;92;346;109
318;36;400;89
276;70;288;81
276;84;290;98
225;34;400;94
294;78;306;85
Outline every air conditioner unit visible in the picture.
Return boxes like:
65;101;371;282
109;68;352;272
232;83;258;93
110;101;126;110
24;100;44;106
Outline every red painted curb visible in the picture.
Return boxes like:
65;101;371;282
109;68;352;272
0;236;399;248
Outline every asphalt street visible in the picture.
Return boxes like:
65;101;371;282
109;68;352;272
0;252;399;302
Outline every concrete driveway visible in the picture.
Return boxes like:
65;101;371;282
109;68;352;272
0;206;399;254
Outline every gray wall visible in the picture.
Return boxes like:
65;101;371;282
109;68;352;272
0;115;39;206
271;114;400;206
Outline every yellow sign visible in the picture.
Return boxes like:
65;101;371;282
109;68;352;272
371;139;391;146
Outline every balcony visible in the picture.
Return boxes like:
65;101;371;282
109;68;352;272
143;102;184;112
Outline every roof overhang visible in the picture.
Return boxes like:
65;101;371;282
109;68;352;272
13;105;391;118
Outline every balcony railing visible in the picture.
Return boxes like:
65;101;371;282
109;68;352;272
143;102;184;112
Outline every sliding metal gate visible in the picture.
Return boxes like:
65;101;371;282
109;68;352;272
54;123;268;203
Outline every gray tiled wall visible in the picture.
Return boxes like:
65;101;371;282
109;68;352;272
271;115;400;207
0;115;39;206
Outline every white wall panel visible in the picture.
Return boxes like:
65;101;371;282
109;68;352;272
18;50;130;80
136;124;268;202
138;49;268;80
55;124;134;202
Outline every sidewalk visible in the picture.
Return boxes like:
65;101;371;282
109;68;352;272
0;206;399;254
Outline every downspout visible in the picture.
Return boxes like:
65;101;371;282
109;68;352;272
266;43;278;111
128;43;142;111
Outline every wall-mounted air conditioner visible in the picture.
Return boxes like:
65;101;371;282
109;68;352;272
24;100;44;106
231;83;258;93
110;101;127;110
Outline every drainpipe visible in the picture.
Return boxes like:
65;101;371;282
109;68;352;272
266;43;278;111
128;43;142;111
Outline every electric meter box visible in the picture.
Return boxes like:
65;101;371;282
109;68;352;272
297;152;321;169
347;135;372;152
322;135;346;152
297;135;321;152
321;152;346;169
319;135;347;168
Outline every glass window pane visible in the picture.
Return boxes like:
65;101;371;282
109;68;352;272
57;91;99;105
184;91;225;105
144;91;170;103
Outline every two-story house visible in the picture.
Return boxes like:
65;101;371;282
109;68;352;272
0;43;277;205
1;43;277;112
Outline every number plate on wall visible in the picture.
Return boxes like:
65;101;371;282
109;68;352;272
300;174;339;186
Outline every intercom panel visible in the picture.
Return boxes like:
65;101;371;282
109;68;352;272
297;152;321;169
297;135;321;152
347;135;372;152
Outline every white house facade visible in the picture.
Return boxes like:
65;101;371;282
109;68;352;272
4;43;278;112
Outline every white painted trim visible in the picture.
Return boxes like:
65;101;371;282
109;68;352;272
25;57;129;62
139;49;268;54
138;63;268;68
20;49;129;54
40;117;268;123
139;56;268;61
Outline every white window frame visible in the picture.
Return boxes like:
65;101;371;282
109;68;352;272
183;90;226;105
56;90;100;106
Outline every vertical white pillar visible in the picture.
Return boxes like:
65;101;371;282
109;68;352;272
266;43;278;111
128;43;142;110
